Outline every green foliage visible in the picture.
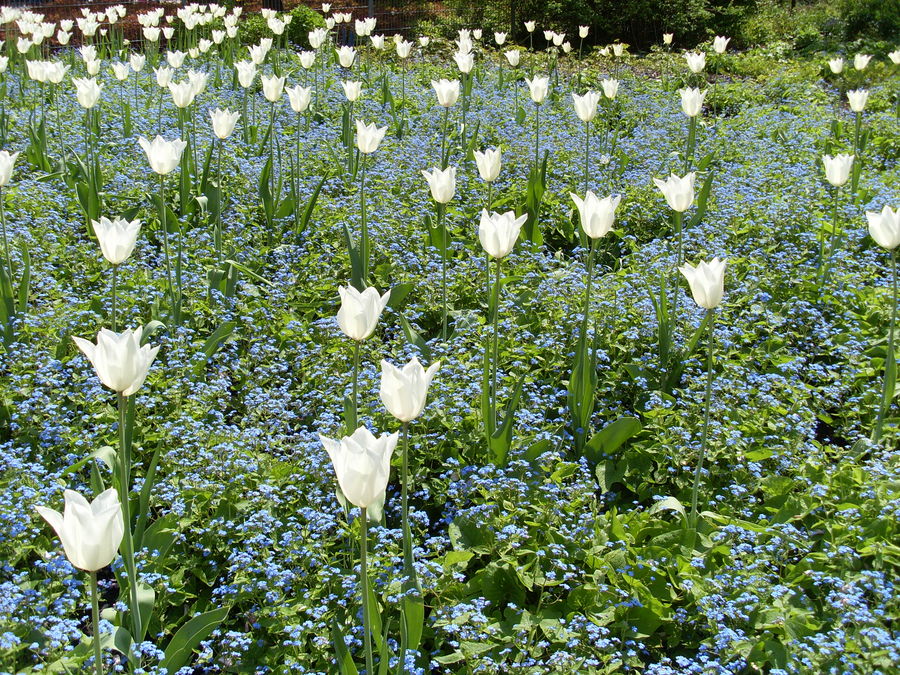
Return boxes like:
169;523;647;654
842;0;900;42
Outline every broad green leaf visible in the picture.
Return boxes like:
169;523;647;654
160;607;230;671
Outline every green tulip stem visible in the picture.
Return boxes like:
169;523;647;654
672;210;684;326
90;571;103;675
439;205;448;341
440;106;449;169
110;265;117;332
359;507;374;675
690;309;715;527
490;257;502;435
215;139;223;264
582;237;598;337
401;422;412;570
158;174;175;316
820;186;841;289
0;185;11;281
359;157;369;284
684;115;697;174
873;250;897;444
351;339;360;432
852;111;862;195
117;393;141;643
584;120;591;194
534;103;541;167
513;76;519;120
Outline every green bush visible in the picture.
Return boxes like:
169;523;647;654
842;0;900;42
239;5;325;47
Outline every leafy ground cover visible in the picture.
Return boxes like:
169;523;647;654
0;8;898;674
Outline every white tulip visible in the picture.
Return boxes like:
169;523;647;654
35;489;124;572
72;325;160;396
337;285;391;340
92;216;142;265
379;356;441;422
319;427;398;510
478;209;527;259
679;257;726;310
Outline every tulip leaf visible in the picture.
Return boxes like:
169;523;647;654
343;393;358;436
295;172;328;241
687;170;714;230
16;240;30;314
386;283;413;310
584;417;642;465
160;606;230;671
399;313;431;362
490;373;526;466
331;619;359;675
378;617;393;675
199;321;237;361
401;580;424;657
343;223;366;291
133;443;165;553
136;582;156;643
99;626;133;656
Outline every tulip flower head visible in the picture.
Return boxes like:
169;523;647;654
663;33;674;45
431;78;460;107
371;34;385;50
847;89;868;113
396;39;413;59
418;36;430;48
572;90;600;122
495;32;507;45
139;135;187;175
854;53;872;70
525;75;549;104
712;36;730;54
319;427;398;510
72;325;160;396
822;153;854;187
685;51;706;73
570;191;621;239
35;488;124;572
379;356;441;422
890;50;900;65
579;25;589;39
235;60;257;88
286;84;312;113
299;50;316;69
654;172;696;212
308;27;327;49
679;87;706;117
0;150;19;187
355;120;387;154
454;50;474;74
154;65;174;88
92;216;141;265
129;53;146;72
504;49;520;67
828;57;844;74
601;78;619;99
341;80;362;102
473;146;502;182
111;61;129;81
168;79;196;108
478;209;527;259
679;257;726;310
210;108;240;140
524;20;536;33
166;49;186;68
337;285;391;341
422;166;457;204
866;206;900;250
261;74;286;102
336;45;356;68
72;77;103;109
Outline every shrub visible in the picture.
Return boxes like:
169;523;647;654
842;0;900;42
239;5;325;47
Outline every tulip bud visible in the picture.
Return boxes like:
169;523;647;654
431;78;460;107
612;42;625;56
210;108;240;140
355;120;387;154
570;191;621;239
319;427;398;510
0;150;19;187
678;87;706;118
72;326;160;396
337;285;391;340
138;135;187;175
822;153;854;187
866;206;900;250
35;489;124;572
478;209;527;259
92;216;142;265
473;146;501;182
525;75;549;103
847;88;868;113
379;357;440;422
653;172;696;212
286;85;312;113
679;257;726;310
572;91;600;122
422;166;456;204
